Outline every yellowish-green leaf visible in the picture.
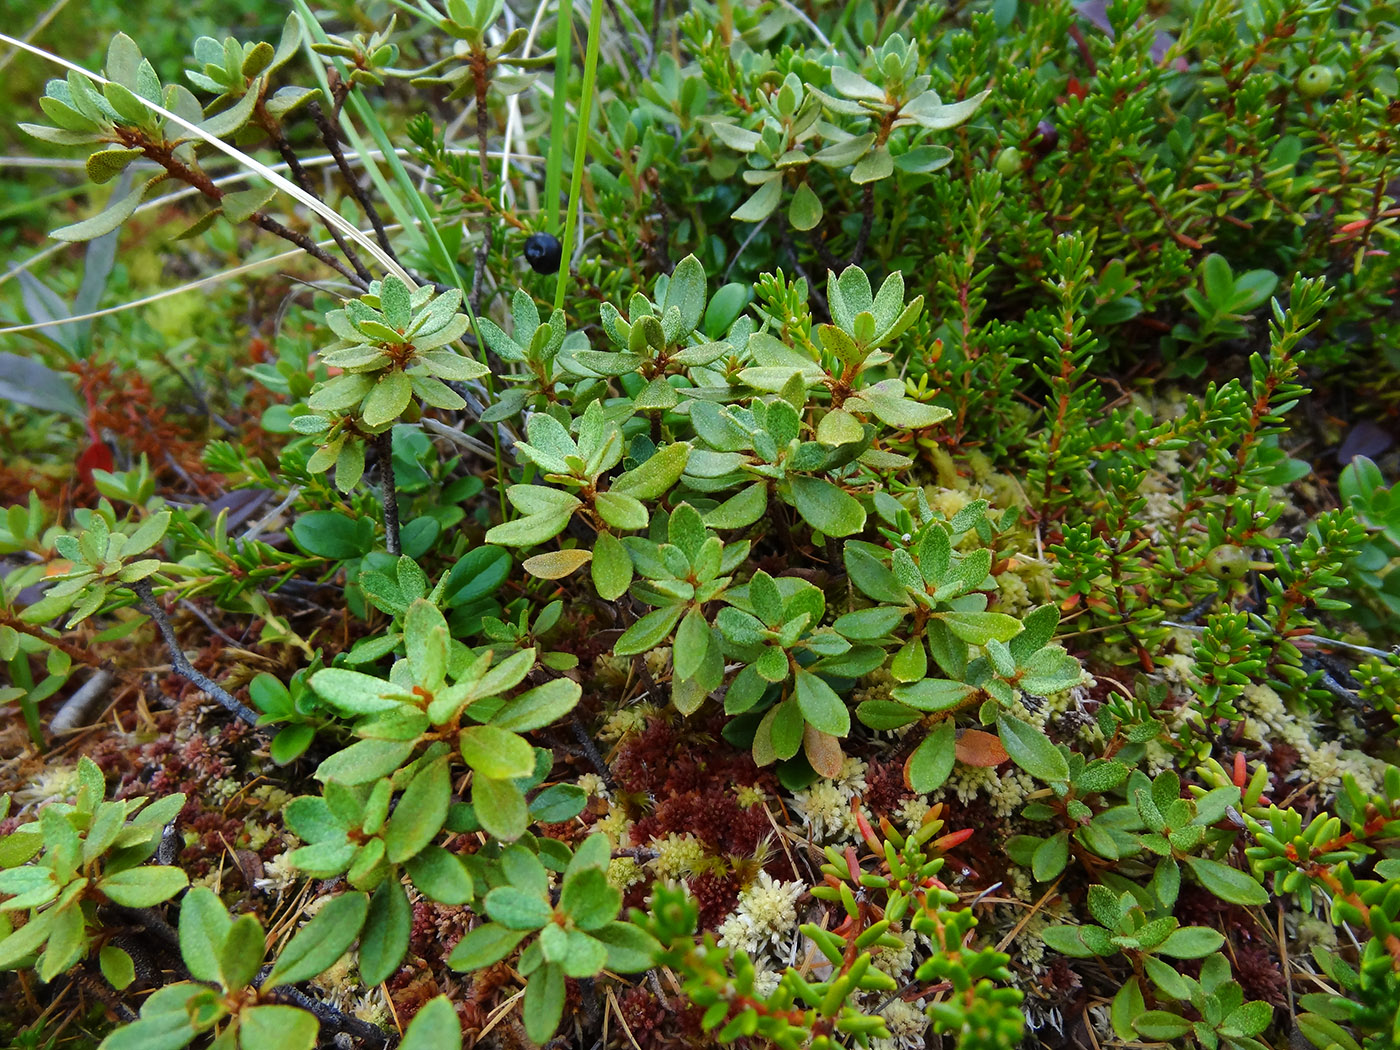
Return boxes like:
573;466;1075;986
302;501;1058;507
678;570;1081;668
522;549;592;579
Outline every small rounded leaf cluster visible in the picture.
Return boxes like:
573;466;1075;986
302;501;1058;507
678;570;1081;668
306;275;488;429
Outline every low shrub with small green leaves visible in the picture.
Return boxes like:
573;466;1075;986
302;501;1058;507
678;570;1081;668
0;759;186;984
1;0;1398;1048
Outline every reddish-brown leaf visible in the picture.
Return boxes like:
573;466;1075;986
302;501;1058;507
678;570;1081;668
803;725;844;779
955;729;1008;767
76;441;113;485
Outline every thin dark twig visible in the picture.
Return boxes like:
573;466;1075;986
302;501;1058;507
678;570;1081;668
570;713;615;790
157;825;180;866
122;128;360;284
470;223;494;315
580;976;603;1032
604;0;644;73
161;354;232;432
467;63;496;315
850;183;876;267
1176;593;1217;625
309;100;400;265
645;0;665;75
1301;656;1362;708
807;225;839;273
474;71;492;186
179;598;244;648
274;985;391;1046
648;969;675;1012
631;648;660;704
778;227;828;320
110;905;181;951
723;216;770;281
612;847;660;860
253;965;391;1046
647;176;673;274
264;115;372;285
251;211;362;284
374;429;402;556
71;963;137;1023
327;70;351;121
131;581;259;726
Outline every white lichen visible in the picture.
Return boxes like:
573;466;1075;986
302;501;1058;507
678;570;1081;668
597;703;655;743
736;784;768;808
576;772;610;801
872;998;929;1050
987;769;1037;818
896;796;932;831
994;571;1032;615
644;646;672;678
608;856;646;892
12;763;80;811
716;871;804;955
835;757;868;795
790;780;861;842
593;807;632;847
254;849;300;895
750;963;783;998
871;926;918;978
652;832;710;880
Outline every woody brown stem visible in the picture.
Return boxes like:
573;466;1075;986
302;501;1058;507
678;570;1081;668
130;581;259;726
0;610;102;668
259;106;371;286
374;429;402;556
850;183;875;267
122;128;362;284
470;223;494;316
309;100;400;265
250;212;361;283
603;0;644;74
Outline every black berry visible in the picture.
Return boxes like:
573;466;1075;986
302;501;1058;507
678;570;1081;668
524;232;563;275
1032;119;1059;156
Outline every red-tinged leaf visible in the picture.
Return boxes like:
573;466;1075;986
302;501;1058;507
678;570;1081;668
802;725;843;779
932;827;974;851
955;729;1008;767
77;441;113;484
853;808;881;853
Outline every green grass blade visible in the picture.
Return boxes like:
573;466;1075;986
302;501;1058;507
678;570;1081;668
553;0;604;311
544;0;574;233
287;0;438;279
